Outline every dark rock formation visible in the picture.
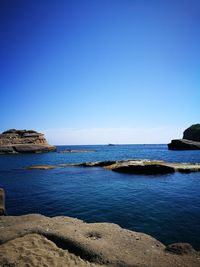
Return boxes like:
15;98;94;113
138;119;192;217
0;214;200;267
183;124;200;142
168;124;200;150
0;129;56;154
168;139;200;150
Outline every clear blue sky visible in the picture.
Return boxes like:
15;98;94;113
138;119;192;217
0;0;199;144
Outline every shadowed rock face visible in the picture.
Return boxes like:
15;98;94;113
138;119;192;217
183;124;200;142
168;139;200;150
168;124;200;150
0;214;200;267
0;129;56;154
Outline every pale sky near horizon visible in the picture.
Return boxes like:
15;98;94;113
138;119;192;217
1;0;199;145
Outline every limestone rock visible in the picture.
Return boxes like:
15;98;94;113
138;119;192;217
0;129;56;154
0;214;200;267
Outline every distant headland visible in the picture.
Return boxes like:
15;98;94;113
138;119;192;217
0;129;56;154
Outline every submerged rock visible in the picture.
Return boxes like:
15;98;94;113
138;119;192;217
168;124;200;150
0;214;199;267
0;129;56;154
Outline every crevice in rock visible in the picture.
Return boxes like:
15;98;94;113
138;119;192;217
42;232;104;264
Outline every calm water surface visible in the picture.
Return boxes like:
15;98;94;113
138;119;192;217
0;144;200;249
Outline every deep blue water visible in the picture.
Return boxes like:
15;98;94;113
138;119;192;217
0;144;200;249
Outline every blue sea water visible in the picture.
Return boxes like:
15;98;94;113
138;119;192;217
0;144;200;249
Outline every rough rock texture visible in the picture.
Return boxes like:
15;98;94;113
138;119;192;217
0;188;5;215
0;214;199;267
168;124;200;150
0;129;56;154
0;233;105;267
27;160;200;174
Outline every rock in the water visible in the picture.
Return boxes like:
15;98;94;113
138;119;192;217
168;139;200;150
168;124;200;150
0;129;56;154
27;160;200;174
103;160;176;174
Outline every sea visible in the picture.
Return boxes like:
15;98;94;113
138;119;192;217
0;144;200;249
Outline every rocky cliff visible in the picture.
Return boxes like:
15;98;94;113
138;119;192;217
0;129;56;154
168;124;200;150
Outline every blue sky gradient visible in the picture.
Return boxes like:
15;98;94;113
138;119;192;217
0;0;199;144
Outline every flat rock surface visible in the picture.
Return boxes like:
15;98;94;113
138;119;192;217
59;149;96;153
0;214;200;267
27;160;200;174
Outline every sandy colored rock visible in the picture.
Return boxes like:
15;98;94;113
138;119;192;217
28;160;200;174
0;233;105;267
0;214;200;267
0;129;56;154
0;188;5;215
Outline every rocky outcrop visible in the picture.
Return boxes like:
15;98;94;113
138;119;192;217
168;124;200;150
168;139;200;150
27;160;200;174
0;214;200;267
183;124;200;142
0;129;56;154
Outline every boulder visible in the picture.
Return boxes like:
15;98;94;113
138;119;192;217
0;129;56;154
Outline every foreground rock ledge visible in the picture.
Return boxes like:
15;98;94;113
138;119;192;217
0;214;199;267
27;160;200;174
0;129;56;154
